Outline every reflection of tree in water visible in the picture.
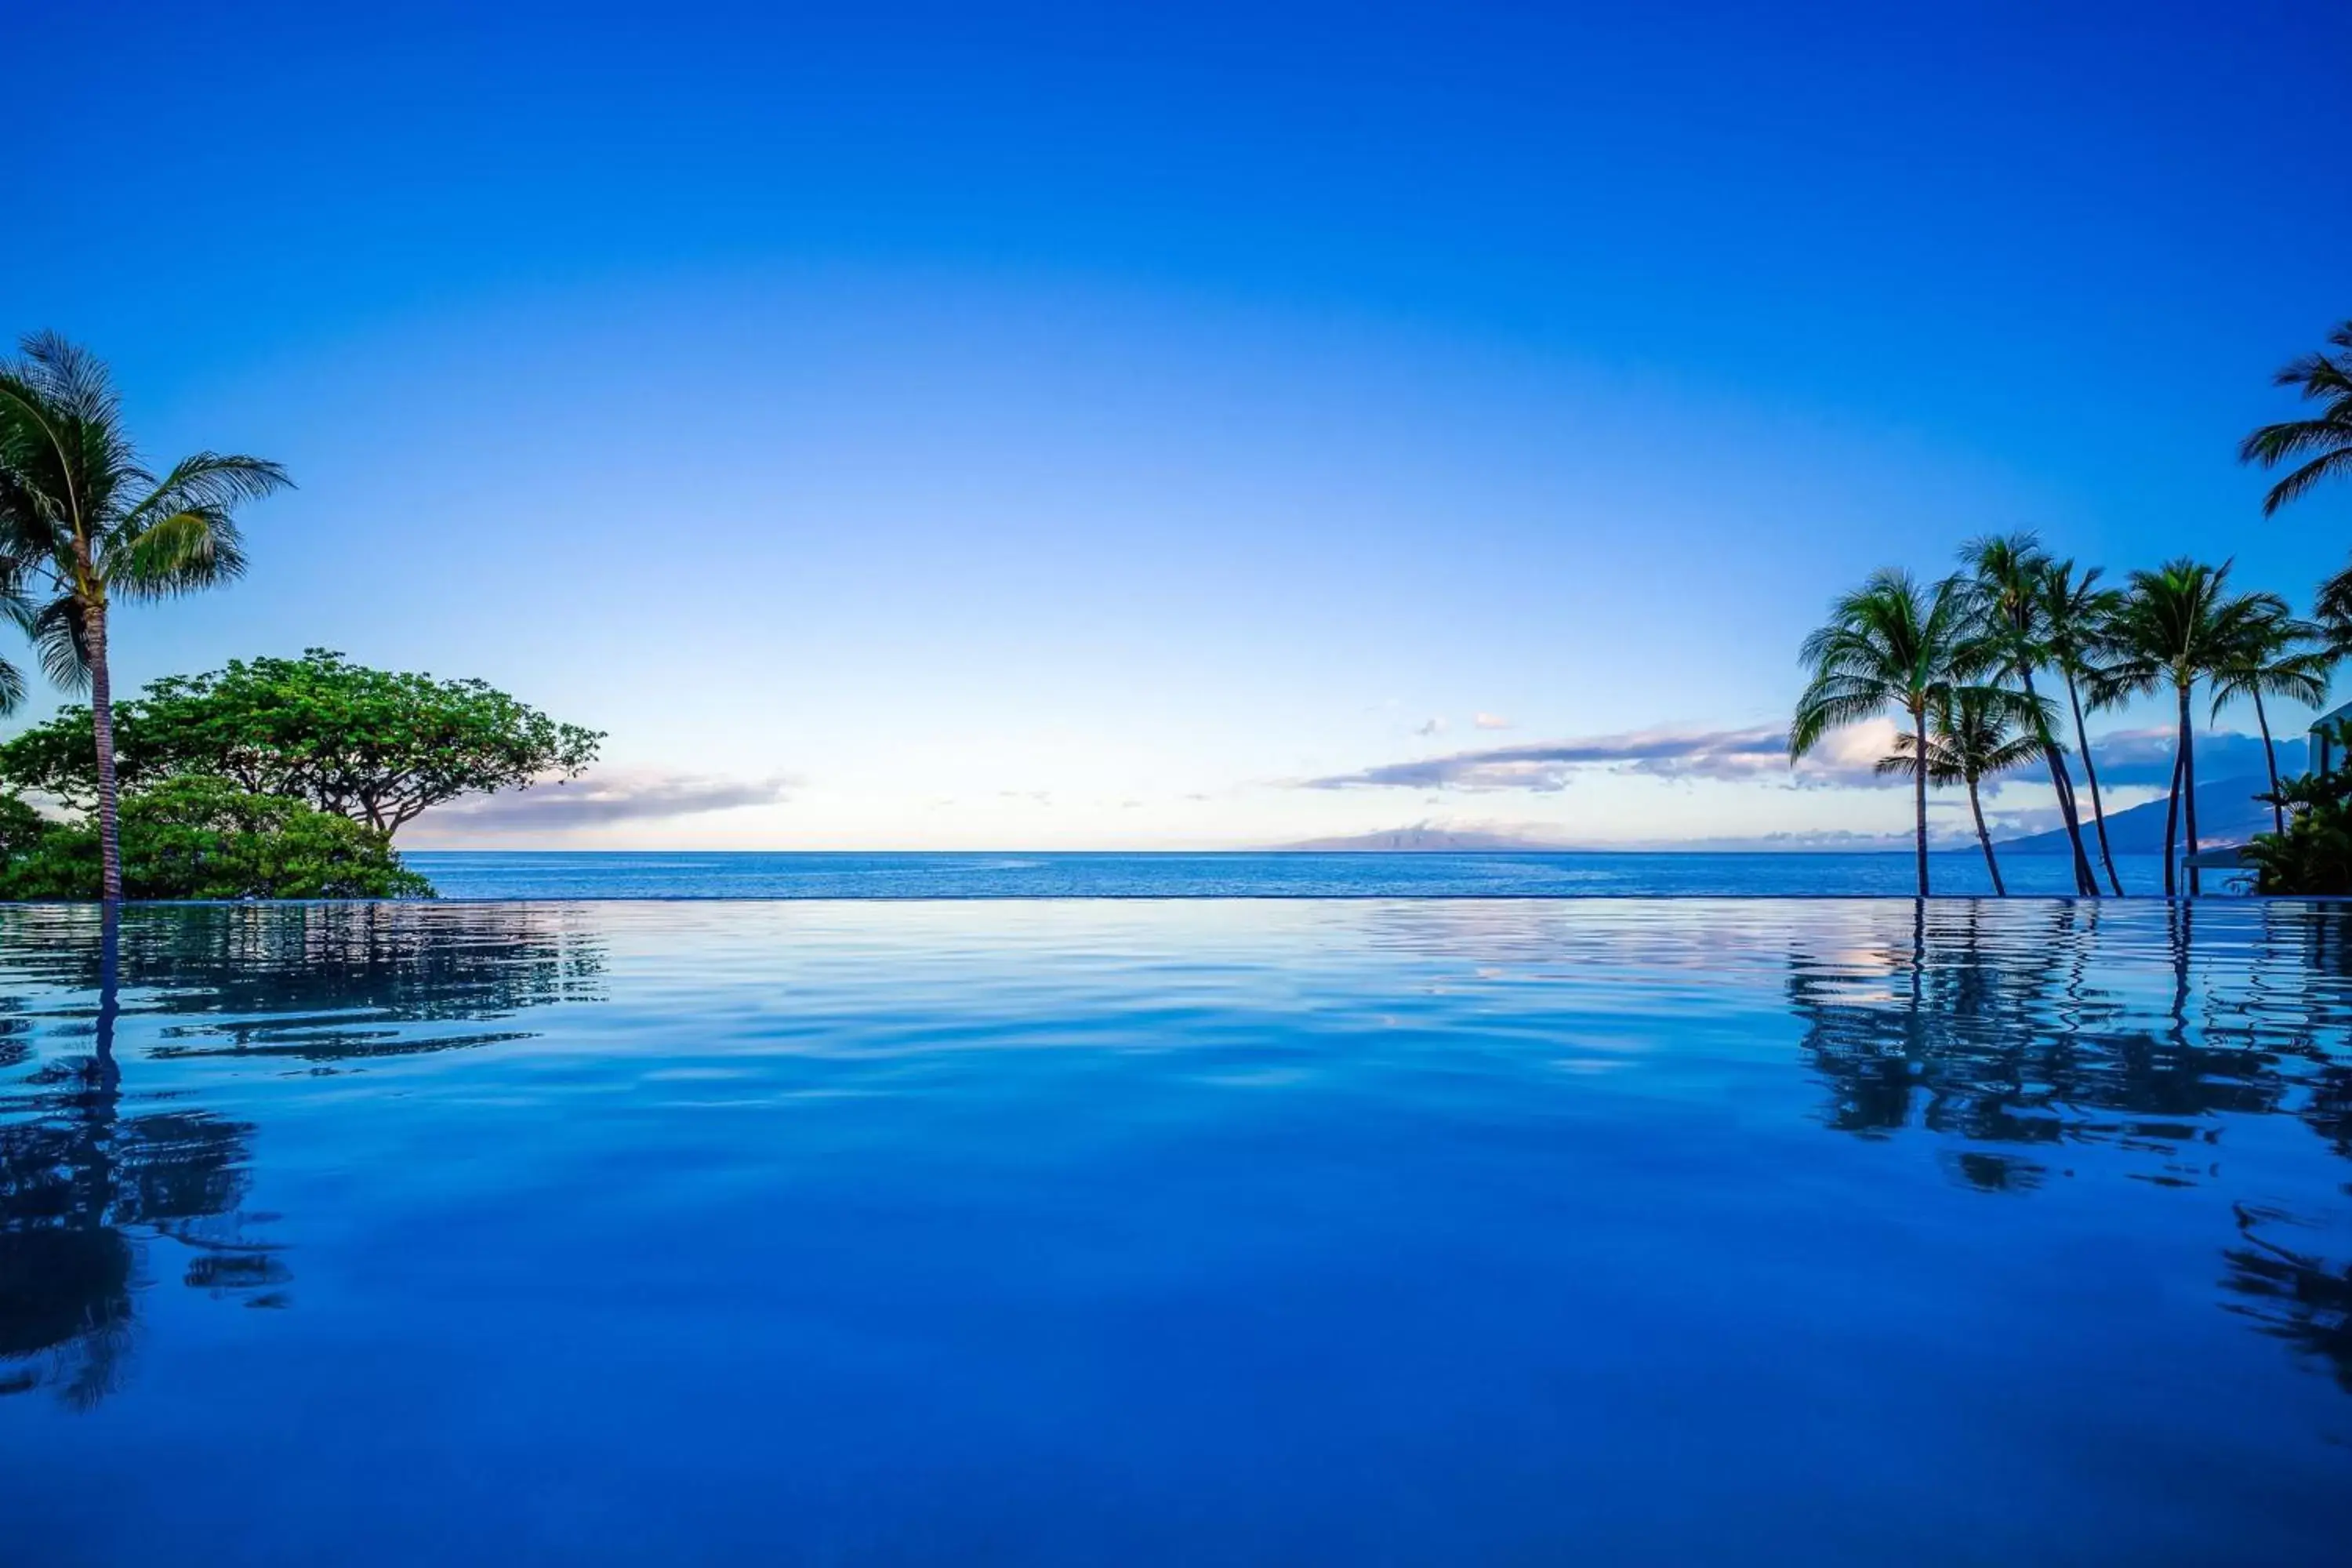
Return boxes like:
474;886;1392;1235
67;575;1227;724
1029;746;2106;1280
0;904;607;1406
1786;899;2352;1395
0;902;606;1063
1785;902;2299;1187
2223;1203;2352;1395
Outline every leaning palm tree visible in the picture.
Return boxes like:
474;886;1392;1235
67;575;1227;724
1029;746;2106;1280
2035;558;2126;894
2096;560;2283;896
2241;321;2352;515
1875;687;2046;895
1958;534;2100;896
1793;569;1974;896
2209;605;2332;835
0;333;291;898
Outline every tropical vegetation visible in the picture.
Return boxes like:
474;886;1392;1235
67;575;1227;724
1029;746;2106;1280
1791;570;1980;895
1785;316;2352;898
0;333;291;898
1873;686;2046;895
0;650;602;835
2242;724;2352;897
0;775;431;900
0;333;601;902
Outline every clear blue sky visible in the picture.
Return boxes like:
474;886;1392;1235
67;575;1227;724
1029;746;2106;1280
10;1;2349;847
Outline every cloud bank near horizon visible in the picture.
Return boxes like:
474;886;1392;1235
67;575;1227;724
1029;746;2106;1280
1301;722;1896;792
422;770;798;833
1303;720;2303;798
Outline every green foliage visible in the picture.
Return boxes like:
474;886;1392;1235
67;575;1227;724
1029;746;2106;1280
0;649;602;833
2240;320;2352;517
0;777;432;901
2243;724;2352;897
0;331;292;688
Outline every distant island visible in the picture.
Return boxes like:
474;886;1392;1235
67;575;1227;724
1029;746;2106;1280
1997;775;2272;855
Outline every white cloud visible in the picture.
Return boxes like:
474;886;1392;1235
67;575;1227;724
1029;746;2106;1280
422;769;797;831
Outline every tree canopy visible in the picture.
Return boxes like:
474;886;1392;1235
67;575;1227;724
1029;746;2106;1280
0;650;602;835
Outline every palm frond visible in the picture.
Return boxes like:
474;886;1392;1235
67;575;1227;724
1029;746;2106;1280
108;507;251;599
2253;445;2352;516
112;451;291;539
31;596;92;691
2242;322;2352;516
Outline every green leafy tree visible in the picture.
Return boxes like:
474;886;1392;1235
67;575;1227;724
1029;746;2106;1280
2241;321;2352;515
0;650;602;835
1792;569;1976;895
1958;535;2099;896
1876;687;2047;896
2096;560;2283;895
2209;606;2332;835
0;333;291;898
0;777;431;900
2034;558;2127;895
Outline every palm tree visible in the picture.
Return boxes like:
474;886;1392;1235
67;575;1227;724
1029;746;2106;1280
2209;605;2332;835
1793;569;1973;895
2096;561;2283;896
2035;558;2126;894
1959;534;2100;896
0;334;290;898
1875;687;2046;895
2318;557;2352;659
2241;321;2352;515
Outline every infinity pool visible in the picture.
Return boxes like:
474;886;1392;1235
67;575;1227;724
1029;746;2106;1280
2;900;2346;1564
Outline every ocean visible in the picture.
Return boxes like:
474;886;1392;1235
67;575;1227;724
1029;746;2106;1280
403;848;2199;900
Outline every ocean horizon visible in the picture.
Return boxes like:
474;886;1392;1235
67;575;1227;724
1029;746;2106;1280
401;848;2198;901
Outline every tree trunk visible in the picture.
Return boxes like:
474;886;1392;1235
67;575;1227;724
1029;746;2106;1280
2162;737;2181;899
2179;681;2201;898
1969;778;2005;895
2254;690;2283;836
1912;698;1929;897
2065;673;2125;896
87;600;121;902
2020;670;2097;896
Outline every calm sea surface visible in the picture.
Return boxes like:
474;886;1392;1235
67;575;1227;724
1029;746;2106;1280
405;848;2191;899
2;898;2345;1564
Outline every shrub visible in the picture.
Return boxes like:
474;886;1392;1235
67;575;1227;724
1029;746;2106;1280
0;777;434;901
2243;722;2352;896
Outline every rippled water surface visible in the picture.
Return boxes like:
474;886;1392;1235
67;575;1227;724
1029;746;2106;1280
2;899;2346;1565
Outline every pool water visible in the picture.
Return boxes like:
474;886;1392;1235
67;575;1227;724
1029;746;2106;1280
2;899;2346;1564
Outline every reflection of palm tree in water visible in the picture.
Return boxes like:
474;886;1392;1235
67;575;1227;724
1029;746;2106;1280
1786;901;2289;1185
2223;1203;2352;1394
1785;900;2352;1392
0;909;272;1407
0;905;607;1406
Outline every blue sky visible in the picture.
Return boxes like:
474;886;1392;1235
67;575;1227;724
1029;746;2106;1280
9;1;2350;848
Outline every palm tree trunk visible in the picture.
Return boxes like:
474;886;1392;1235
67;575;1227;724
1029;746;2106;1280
2162;736;2181;899
87;600;122;902
1912;698;1929;897
1969;777;2005;895
2253;690;2283;836
2020;670;2096;896
2179;681;2201;898
2065;673;2124;895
